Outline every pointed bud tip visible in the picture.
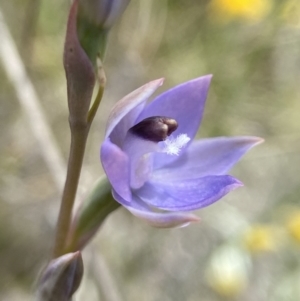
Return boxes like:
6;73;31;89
130;116;178;142
35;252;84;301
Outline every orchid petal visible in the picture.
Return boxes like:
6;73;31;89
136;175;242;211
112;190;200;228
136;75;212;167
106;79;164;145
122;132;157;189
100;138;131;202
136;75;212;141
152;136;264;180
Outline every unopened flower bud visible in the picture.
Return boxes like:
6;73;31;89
79;0;130;29
129;116;178;142
35;252;84;301
64;0;95;126
77;0;130;63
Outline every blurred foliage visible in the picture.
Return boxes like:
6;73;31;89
0;0;300;300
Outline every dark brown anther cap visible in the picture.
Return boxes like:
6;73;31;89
129;116;178;142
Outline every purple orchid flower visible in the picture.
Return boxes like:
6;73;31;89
101;75;262;228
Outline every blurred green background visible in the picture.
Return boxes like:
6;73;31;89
1;0;300;300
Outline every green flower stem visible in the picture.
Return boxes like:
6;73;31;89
53;125;89;258
88;76;105;125
53;61;106;258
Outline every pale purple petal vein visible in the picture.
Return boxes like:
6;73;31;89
112;190;200;228
136;175;243;211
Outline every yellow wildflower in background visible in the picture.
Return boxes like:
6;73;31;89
286;211;300;243
243;224;277;253
206;246;250;298
209;0;272;22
